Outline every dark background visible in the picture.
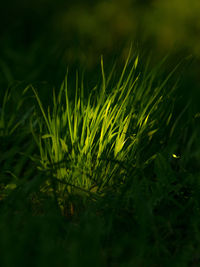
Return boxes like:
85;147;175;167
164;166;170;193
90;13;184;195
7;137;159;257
0;0;199;109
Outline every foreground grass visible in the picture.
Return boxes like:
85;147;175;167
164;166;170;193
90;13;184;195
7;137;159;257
0;54;200;266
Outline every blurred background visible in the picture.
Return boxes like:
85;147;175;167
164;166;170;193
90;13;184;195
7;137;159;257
0;0;199;105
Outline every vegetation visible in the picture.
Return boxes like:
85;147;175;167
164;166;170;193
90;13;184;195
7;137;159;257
0;1;200;266
1;48;200;266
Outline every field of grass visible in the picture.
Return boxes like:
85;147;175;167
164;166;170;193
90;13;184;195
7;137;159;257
0;49;200;266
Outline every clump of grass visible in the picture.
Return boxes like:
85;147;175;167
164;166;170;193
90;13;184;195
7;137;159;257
29;50;177;204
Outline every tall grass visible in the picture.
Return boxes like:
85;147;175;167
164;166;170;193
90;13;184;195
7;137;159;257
1;52;199;267
28;51;177;207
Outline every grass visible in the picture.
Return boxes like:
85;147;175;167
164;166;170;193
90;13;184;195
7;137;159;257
30;52;175;191
0;52;200;266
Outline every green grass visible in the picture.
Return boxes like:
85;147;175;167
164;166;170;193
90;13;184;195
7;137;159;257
0;52;200;266
29;52;175;194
